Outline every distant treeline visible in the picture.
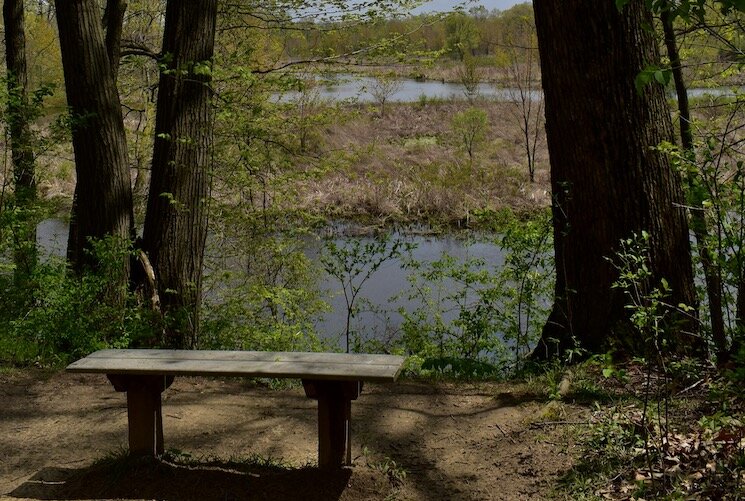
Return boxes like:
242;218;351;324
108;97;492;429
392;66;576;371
279;3;536;62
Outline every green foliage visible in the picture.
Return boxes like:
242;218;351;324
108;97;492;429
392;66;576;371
320;234;411;352
25;12;65;108
456;52;483;102
634;65;672;95
607;231;686;354
641;0;745;20
0;237;158;366
593;352;628;382
197;14;354;354
500;213;554;366
400;251;506;365
663;107;745;354
200;173;328;353
451;107;488;163
367;73;402;117
399;211;553;376
445;12;480;61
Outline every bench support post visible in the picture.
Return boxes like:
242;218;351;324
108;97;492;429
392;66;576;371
302;380;361;469
107;374;174;456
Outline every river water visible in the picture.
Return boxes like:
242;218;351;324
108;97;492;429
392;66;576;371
281;74;542;103
307;227;507;349
279;73;738;104
35;219;509;350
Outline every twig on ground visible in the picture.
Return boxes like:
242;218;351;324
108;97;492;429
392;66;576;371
529;420;588;429
677;378;704;395
494;423;516;444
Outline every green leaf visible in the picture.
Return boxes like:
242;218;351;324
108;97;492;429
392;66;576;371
193;61;212;77
634;71;653;95
602;368;614;378
635;66;670;94
653;68;671;86
719;0;745;15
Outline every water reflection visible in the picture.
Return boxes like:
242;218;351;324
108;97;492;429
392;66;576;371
278;74;543;103
36;219;506;345
276;73;739;104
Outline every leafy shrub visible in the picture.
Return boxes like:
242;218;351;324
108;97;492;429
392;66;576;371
1;237;158;366
201;234;327;352
398;211;553;375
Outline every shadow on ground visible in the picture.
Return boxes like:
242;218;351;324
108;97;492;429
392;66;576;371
9;457;359;501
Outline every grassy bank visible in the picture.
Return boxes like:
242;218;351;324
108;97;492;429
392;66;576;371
295;98;549;227
16;97;550;229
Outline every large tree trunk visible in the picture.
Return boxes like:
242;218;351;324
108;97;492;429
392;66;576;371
532;0;700;357
103;0;126;83
4;0;37;282
142;0;217;348
55;0;132;283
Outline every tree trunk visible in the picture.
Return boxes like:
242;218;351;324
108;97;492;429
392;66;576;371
4;0;37;282
103;0;126;83
142;0;217;348
661;8;728;359
532;0;700;358
55;0;132;282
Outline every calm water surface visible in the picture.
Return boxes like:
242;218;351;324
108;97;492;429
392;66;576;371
36;219;506;347
278;73;739;104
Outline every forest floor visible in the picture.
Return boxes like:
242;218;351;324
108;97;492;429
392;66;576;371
0;369;586;501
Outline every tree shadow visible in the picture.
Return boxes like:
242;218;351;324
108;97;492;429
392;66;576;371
9;455;353;501
352;385;571;500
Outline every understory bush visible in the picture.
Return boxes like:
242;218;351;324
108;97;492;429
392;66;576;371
397;211;553;377
1;206;554;372
200;231;328;353
0;238;157;366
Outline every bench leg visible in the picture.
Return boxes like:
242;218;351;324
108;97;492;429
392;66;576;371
126;384;164;455
302;380;361;469
107;375;173;456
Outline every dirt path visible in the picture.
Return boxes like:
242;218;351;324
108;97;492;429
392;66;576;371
0;370;585;500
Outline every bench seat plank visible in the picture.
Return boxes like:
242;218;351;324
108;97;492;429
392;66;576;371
66;349;404;383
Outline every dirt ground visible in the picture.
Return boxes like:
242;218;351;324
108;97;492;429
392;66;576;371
0;370;586;500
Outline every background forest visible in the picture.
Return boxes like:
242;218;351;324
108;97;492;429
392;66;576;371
2;0;745;497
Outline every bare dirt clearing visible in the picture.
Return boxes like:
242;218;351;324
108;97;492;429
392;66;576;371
1;370;586;500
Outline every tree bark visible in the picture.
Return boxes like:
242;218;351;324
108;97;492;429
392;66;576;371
103;0;127;83
532;0;700;357
55;0;132;282
142;0;217;348
4;0;37;282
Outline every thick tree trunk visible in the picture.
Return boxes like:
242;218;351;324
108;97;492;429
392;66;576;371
532;0;700;357
103;0;126;83
55;0;132;282
142;0;217;348
4;0;37;281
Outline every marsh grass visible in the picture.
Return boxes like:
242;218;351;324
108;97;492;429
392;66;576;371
298;100;550;225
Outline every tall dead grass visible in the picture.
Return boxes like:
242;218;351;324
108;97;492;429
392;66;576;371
296;99;550;224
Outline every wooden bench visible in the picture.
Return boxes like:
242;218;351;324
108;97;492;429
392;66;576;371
66;349;405;468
